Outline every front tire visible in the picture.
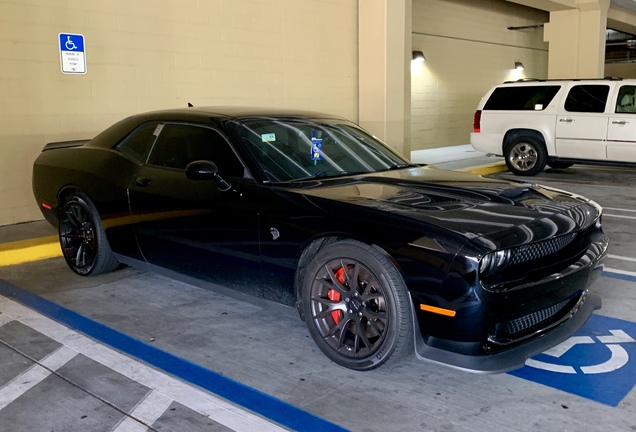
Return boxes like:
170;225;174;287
504;136;547;176
301;240;413;370
59;193;119;276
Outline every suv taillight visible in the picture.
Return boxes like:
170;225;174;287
473;110;481;133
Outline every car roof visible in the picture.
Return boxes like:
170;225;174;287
140;106;346;121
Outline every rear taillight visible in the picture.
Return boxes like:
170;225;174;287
473;110;481;133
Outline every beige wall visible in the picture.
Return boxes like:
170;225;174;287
0;0;357;226
410;0;549;151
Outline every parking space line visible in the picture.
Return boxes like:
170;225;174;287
603;267;636;280
113;390;173;432
0;296;289;432
604;213;636;220
0;345;77;410
604;207;636;213
607;254;636;263
0;281;348;432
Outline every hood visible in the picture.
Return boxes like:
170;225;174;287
289;166;601;251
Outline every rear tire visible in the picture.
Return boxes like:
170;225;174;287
301;240;413;370
59;193;119;276
504;136;547;176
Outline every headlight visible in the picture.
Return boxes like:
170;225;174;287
479;249;511;276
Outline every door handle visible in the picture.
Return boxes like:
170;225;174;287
559;118;574;123
612;120;629;125
135;177;152;187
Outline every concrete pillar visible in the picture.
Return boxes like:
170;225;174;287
543;0;610;78
358;0;412;157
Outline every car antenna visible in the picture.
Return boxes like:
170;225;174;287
188;102;194;107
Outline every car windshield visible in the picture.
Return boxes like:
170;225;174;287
227;118;411;182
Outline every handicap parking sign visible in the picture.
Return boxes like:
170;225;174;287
510;314;636;406
59;33;86;74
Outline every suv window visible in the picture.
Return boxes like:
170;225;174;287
564;85;610;113
147;123;244;177
616;85;636;113
483;85;561;111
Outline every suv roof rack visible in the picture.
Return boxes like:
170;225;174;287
503;76;624;84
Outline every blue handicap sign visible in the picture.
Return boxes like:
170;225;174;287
59;33;84;52
58;33;86;74
509;314;636;406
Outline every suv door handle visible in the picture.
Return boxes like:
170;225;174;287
612;120;629;125
559;118;574;123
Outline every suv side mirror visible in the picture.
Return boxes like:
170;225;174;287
185;160;232;191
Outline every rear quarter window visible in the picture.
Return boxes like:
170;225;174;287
483;85;561;111
564;84;610;113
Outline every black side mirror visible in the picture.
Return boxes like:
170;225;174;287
185;160;232;191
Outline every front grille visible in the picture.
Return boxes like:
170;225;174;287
488;293;586;346
509;233;576;266
504;298;570;340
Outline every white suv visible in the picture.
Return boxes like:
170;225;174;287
471;77;636;175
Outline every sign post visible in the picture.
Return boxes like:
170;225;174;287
59;33;86;74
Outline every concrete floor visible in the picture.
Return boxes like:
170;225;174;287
0;153;635;431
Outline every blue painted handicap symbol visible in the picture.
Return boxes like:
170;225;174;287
509;314;636;406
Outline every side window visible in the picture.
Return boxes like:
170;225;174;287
147;123;244;177
564;85;610;113
615;85;636;113
116;123;160;163
483;86;561;111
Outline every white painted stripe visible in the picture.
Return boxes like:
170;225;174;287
40;345;79;370
0;296;287;432
603;267;636;278
604;207;636;213
0;346;78;410
604;213;636;220
0;364;51;410
111;418;149;432
0;311;12;327
113;390;173;432
607;254;636;263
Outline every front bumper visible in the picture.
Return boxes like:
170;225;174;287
411;232;607;373
413;291;601;373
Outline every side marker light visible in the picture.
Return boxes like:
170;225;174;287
420;304;457;317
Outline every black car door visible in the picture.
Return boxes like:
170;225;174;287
127;122;262;297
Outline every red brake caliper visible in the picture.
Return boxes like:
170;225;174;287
329;267;345;324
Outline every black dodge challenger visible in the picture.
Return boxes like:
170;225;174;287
32;107;608;372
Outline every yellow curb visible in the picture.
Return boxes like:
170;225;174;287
459;162;508;175
0;236;62;266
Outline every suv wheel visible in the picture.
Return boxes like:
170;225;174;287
504;136;547;176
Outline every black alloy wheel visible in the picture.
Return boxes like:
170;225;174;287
59;194;119;276
302;240;413;370
504;136;547;176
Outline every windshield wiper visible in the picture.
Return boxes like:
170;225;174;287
293;170;368;181
387;163;420;170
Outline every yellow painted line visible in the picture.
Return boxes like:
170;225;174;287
0;236;62;267
459;161;508;175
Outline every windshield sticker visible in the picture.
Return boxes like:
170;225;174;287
311;130;322;162
534;104;543;110
153;124;164;136
261;133;276;142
